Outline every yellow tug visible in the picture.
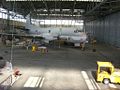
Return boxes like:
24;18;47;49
96;61;120;84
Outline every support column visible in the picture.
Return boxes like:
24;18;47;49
6;10;10;33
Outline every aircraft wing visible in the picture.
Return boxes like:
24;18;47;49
0;33;43;39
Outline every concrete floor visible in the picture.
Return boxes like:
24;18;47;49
0;44;120;90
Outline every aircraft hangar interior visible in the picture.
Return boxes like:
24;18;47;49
0;0;120;90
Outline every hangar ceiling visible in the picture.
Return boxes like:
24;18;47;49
0;0;120;21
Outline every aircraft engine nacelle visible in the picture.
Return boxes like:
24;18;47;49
41;33;57;44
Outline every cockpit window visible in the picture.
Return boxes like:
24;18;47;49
74;30;81;33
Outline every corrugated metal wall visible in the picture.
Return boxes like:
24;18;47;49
85;12;120;48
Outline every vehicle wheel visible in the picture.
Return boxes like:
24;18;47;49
103;78;110;84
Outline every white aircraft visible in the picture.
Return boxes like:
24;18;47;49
25;14;87;47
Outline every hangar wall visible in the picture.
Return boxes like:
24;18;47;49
0;18;25;33
85;12;120;48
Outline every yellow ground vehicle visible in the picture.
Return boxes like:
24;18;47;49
96;61;120;84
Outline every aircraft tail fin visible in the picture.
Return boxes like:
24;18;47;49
25;14;31;29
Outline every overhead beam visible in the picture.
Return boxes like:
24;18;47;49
43;1;49;13
84;0;107;16
6;0;101;2
72;0;76;16
32;15;83;20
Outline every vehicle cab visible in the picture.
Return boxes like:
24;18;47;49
96;61;120;84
